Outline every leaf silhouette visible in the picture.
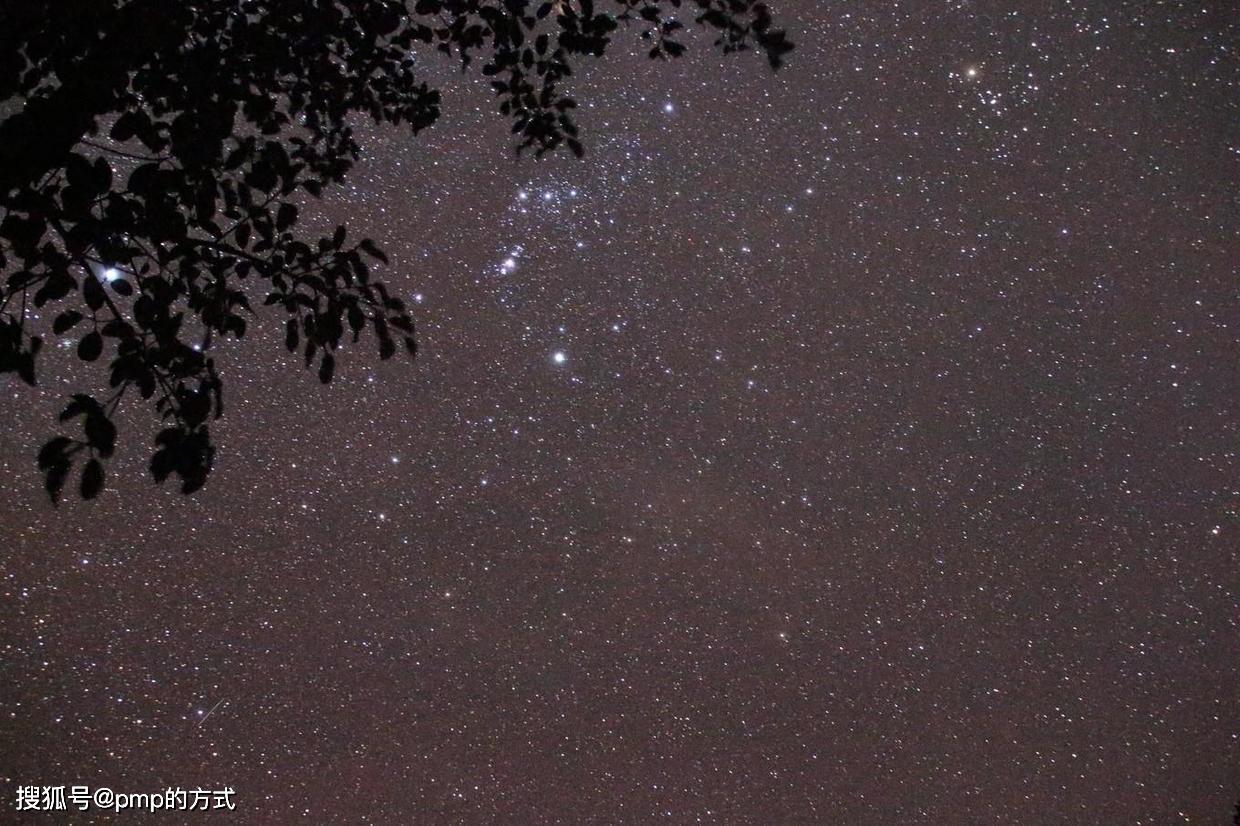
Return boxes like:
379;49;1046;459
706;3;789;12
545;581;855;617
77;331;103;362
53;310;83;334
80;458;104;499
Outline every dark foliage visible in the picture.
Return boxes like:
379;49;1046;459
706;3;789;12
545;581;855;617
0;0;791;500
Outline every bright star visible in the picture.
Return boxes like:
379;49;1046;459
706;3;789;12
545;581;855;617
552;350;567;365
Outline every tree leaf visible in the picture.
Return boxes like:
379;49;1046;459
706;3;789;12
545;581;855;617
53;310;84;334
83;275;105;311
77;331;103;362
38;436;72;469
44;460;70;504
80;458;105;499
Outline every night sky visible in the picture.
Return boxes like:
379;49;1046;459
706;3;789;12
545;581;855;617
2;2;1238;822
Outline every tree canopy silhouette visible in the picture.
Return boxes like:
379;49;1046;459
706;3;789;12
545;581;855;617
0;0;791;501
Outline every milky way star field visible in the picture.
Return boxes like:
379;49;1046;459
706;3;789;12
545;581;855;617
2;3;1238;822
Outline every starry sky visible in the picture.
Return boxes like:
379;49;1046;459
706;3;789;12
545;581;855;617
2;2;1238;822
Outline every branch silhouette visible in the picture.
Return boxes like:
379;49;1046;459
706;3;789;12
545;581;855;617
0;0;792;500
